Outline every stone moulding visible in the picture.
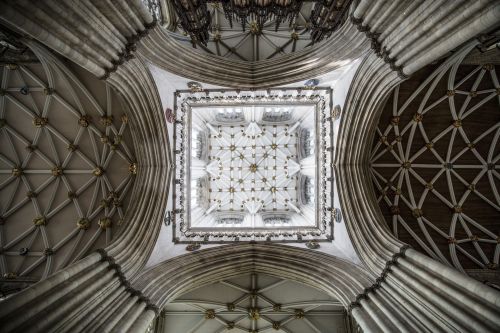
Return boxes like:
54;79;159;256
104;56;170;278
347;245;411;314
172;88;335;243
134;243;374;309
96;249;160;316
137;19;369;88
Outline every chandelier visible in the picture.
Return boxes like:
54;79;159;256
310;0;352;43
172;0;212;45
172;0;352;46
220;0;303;32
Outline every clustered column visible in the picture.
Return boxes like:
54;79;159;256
0;249;158;333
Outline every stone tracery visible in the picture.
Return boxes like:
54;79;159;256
173;88;334;242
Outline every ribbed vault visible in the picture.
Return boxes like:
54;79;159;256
138;19;367;88
171;2;319;62
0;41;136;292
370;45;500;276
159;273;348;333
0;1;499;332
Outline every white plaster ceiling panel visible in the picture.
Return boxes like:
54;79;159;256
160;273;347;333
0;45;136;284
371;48;500;274
205;123;301;217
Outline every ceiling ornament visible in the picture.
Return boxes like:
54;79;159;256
332;207;341;223
0;44;136;285
305;240;319;249
172;0;212;45
165;108;175;123
304;78;319;89
164;210;173;226
310;0;353;43
219;0;303;33
170;0;353;61
371;48;500;273
172;88;334;243
187;81;204;93
331;104;341;120
186;242;201;251
162;273;344;333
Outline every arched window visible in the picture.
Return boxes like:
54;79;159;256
299;128;314;158
262;107;292;122
192;131;205;159
215;214;245;225
263;215;290;226
215;108;245;123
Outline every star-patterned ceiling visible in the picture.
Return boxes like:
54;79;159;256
205;122;302;217
158;273;348;333
0;41;136;293
173;88;334;243
370;47;500;277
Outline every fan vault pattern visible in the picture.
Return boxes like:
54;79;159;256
160;273;346;333
0;42;136;291
371;47;500;274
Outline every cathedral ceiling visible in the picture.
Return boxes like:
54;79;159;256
145;63;361;266
172;88;334;243
159;273;347;333
371;48;500;276
0;42;136;291
171;2;318;62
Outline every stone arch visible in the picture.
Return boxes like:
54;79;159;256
133;244;374;308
